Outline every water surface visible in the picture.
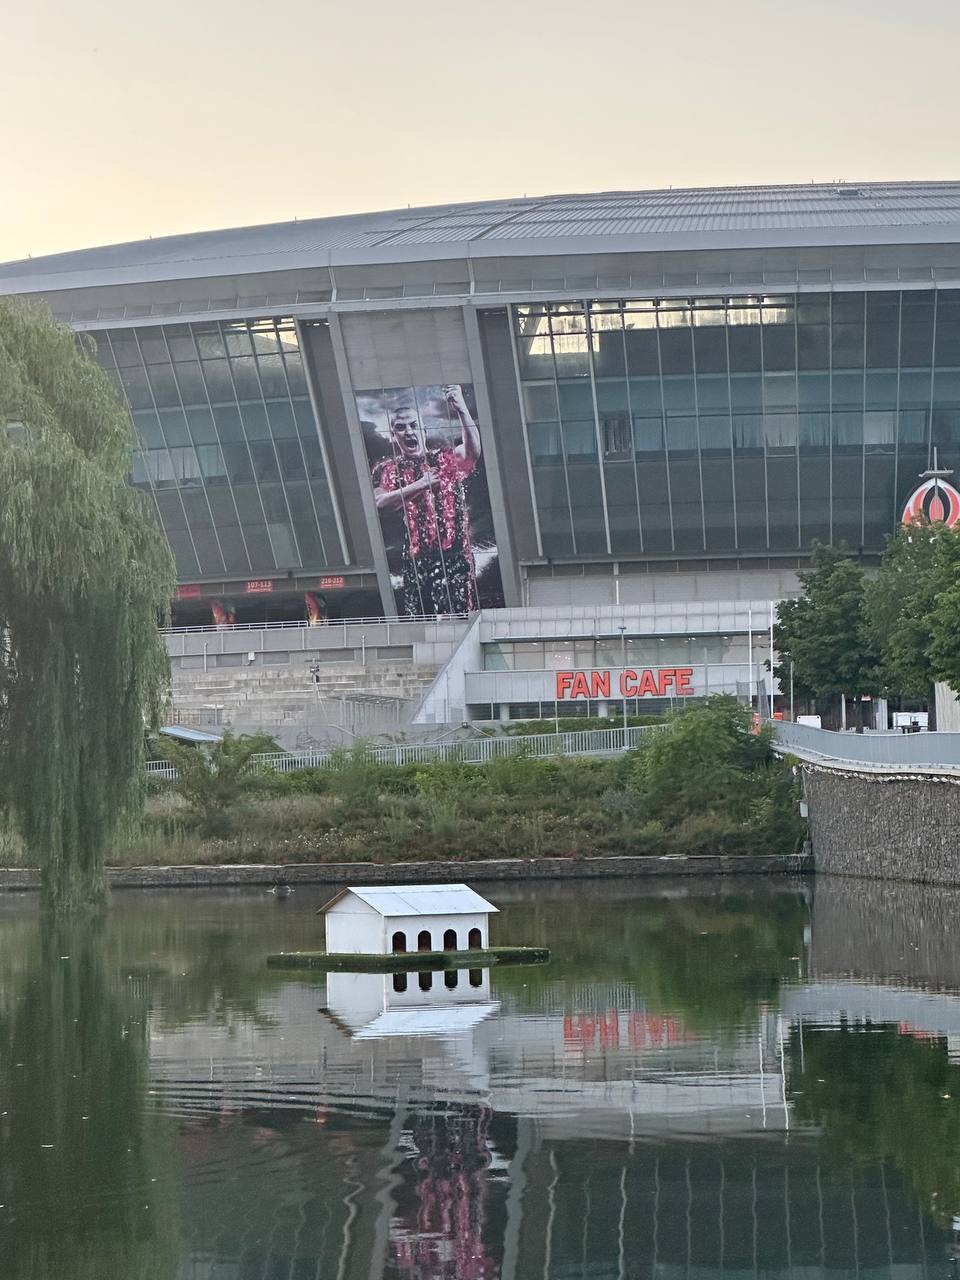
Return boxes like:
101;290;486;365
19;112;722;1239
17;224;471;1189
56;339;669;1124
1;875;959;1278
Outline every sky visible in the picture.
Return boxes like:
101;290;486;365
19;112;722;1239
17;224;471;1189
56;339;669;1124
3;0;960;263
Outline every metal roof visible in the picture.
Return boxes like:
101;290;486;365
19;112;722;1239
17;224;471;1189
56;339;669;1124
157;725;222;745
4;181;960;294
319;883;498;917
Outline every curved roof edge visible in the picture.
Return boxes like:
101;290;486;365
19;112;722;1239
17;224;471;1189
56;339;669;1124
3;180;960;296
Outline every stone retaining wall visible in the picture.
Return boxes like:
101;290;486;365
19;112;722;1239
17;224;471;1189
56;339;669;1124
803;764;960;885
0;852;811;893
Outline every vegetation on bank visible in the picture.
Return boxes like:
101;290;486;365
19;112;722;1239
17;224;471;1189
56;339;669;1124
774;523;960;727
94;699;805;866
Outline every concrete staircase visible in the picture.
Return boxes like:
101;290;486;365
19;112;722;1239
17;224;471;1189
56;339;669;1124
168;662;443;748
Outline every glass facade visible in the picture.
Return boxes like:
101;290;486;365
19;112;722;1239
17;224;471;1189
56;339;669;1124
514;291;960;558
94;319;345;581
482;635;749;670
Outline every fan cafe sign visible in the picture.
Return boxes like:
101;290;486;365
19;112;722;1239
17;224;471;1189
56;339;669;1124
556;667;694;700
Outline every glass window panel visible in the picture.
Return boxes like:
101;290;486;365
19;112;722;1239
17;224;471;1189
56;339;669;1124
119;367;153;411
166;331;197;362
108;333;142;367
658;327;693;376
799;413;830;447
552;333;590;377
172;360;206;404
623;327;660;376
197;444;226;482
147;364;181;408
232;485;263;523
557;380;594;419
633;416;664;452
833;411;863;448
900;294;935;366
593;326;626;377
217;526;250;575
865;295;900;367
268;521;300;568
800;455;831;543
561;419;597;458
130;452;150;488
531;468;573;555
230;356;261;400
222;443;254;483
241;522;275;571
155;491;187;529
636;462;673;552
798;371;830;409
864;412;896;446
528;422;562;461
249;441;279;483
761;311;796;371
224;327;253;357
300;438;327;479
692;326;727;374
158;409;189;447
136;332;170;365
831;320;864;370
294;400;319;439
212;405;245;443
131;410;163;448
699;413;732;451
727;322;762;373
237;401;268;440
190;528;225;574
276;439;306;481
832;371;864;408
267;400;298;439
596;379;629;415
201;359;234;402
523;382;559;422
186;406;217;444
251;327;281;355
257;353;288;398
764;372;797;411
194;327;226;360
666;415;697;451
282;350;307;396
165;531;201;578
629;376;663;419
865;369;898;409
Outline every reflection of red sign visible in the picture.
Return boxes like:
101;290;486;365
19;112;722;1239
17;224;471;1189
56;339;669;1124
175;584;202;600
563;1011;694;1051
244;579;273;594
902;477;960;527
556;667;694;700
318;576;345;590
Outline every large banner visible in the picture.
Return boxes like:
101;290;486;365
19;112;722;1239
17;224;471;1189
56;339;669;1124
355;383;504;615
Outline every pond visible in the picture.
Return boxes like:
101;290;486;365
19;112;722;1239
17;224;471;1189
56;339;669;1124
0;874;959;1278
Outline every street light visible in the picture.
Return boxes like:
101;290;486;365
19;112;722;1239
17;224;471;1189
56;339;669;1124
618;625;627;732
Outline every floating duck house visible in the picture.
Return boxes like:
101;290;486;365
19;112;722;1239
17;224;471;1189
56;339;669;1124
318;884;498;956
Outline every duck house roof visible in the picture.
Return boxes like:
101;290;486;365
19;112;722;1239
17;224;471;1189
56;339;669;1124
317;884;498;918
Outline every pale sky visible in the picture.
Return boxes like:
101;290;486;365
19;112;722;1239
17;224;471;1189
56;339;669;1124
4;0;960;263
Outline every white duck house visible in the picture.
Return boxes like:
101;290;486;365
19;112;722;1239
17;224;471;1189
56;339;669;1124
319;884;498;956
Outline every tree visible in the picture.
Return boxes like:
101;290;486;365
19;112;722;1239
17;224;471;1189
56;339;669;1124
773;544;878;728
865;520;960;718
929;581;960;692
160;731;278;834
0;300;174;911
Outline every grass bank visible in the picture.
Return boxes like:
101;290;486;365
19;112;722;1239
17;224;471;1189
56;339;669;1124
94;699;805;868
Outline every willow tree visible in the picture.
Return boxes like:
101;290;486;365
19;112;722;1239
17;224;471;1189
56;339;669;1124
0;300;174;911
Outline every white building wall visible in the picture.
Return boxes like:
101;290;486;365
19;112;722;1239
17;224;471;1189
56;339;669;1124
381;912;488;953
324;899;383;954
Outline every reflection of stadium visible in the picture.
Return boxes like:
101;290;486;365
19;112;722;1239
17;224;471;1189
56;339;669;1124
5;182;960;635
154;974;954;1277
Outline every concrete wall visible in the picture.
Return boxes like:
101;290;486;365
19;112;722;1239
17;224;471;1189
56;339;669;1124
803;765;960;886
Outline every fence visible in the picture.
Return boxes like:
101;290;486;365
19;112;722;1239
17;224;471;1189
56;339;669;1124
772;720;960;770
146;724;654;780
160;612;470;637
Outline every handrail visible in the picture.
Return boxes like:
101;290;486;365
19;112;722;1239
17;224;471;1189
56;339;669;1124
160;612;472;636
146;723;655;780
772;720;960;770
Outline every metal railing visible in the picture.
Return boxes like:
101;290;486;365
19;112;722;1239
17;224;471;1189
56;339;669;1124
772;720;960;770
146;723;653;780
160;612;471;637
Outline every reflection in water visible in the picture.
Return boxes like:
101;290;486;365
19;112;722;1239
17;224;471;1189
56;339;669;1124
0;879;960;1275
0;919;177;1279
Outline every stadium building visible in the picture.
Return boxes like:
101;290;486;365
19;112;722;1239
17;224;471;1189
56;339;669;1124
4;181;960;724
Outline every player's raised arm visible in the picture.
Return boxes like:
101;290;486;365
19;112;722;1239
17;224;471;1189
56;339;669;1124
445;384;481;464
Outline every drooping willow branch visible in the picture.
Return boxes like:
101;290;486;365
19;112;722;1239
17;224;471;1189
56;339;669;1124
0;300;174;910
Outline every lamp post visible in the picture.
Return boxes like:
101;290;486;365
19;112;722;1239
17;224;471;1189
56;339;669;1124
618;625;627;732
